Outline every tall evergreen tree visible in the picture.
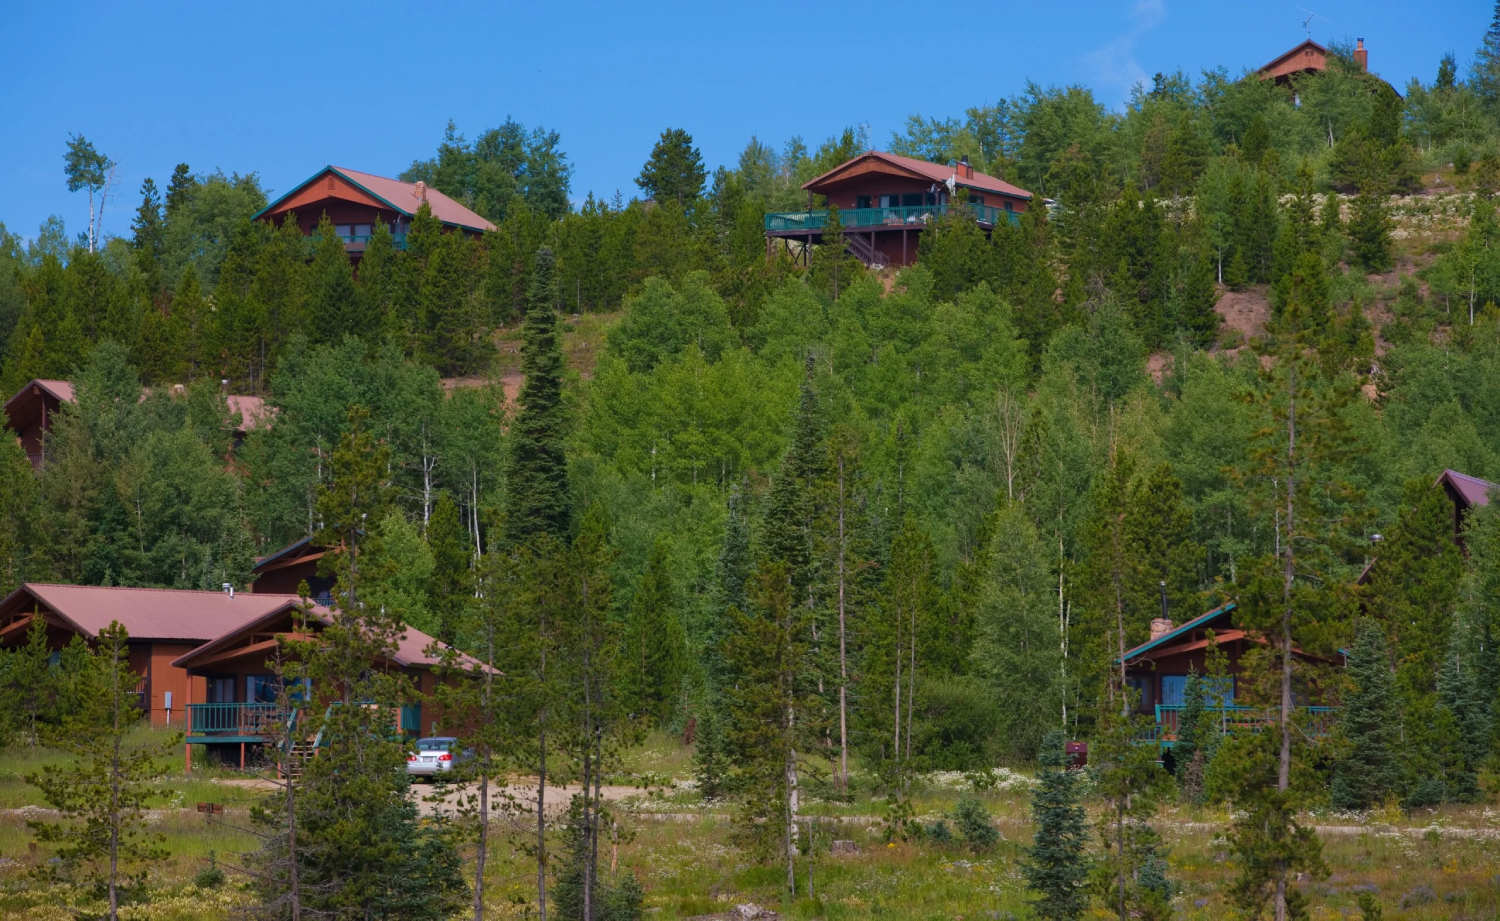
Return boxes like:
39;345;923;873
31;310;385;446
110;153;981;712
622;540;687;723
504;246;572;546
307;213;361;345
1332;620;1401;809
1024;730;1090;921
425;491;472;644
636;128;707;206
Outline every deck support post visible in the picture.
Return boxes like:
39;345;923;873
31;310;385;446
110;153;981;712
240;742;245;771
902;229;908;265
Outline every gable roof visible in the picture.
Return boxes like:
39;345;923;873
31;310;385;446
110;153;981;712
1438;468;1496;510
4;379;75;427
802;151;1033;200
0;583;304;644
1257;39;1329;75
4;381;267;436
171;603;475;671
253;166;497;234
1120;602;1237;665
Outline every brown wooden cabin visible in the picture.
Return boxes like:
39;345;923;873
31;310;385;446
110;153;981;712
4;379;74;468
249;536;333;605
172;604;471;771
253;166;496;262
3;379;267;467
764;151;1033;269
0;583;306;728
1121;602;1337;749
1257;38;1368;85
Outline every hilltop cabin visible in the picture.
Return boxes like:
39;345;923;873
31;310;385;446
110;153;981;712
0;583;308;729
1257;37;1369;84
764;151;1033;269
4;379;267;469
253;166;496;260
1121;602;1338;754
173;603;461;771
249;536;333;605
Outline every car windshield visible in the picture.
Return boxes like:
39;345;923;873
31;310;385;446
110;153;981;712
416;738;455;752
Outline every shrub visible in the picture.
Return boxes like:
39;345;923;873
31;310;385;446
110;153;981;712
952;795;1000;853
193;850;226;889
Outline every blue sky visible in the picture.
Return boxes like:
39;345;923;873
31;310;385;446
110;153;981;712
0;0;1491;244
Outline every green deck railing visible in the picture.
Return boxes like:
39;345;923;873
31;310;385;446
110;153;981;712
188;702;287;736
765;204;1019;234
1138;704;1337;746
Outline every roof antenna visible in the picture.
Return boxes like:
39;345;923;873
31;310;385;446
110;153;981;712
1296;7;1329;40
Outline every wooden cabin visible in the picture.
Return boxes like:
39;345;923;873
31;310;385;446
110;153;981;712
4;380;74;468
1121;602;1337;747
3;380;266;467
1257;38;1368;84
1436;468;1495;547
253;166;496;260
764;151;1033;269
0;583;307;728
249;536;333;604
172;604;464;770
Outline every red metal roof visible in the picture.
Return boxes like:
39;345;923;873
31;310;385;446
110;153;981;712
2;583;303;643
227;395;271;433
171;602;479;671
802;150;1033;200
1438;469;1496;509
4;379;77;423
332;167;497;233
255;166;496;234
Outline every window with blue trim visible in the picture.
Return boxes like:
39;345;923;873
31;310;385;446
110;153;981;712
1160;676;1234;707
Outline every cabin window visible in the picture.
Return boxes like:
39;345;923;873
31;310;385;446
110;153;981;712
247;675;279;704
881;195;900;208
1004;200;1014;212
1126;675;1154;711
353;223;372;237
334;224;353;238
207;676;236;703
970;194;985;206
902;193;925;207
855;196;871;209
1160;675;1234;708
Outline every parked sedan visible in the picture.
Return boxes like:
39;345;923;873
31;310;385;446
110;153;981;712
406;737;467;780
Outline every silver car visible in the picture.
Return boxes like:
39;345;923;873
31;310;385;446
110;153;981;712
406;736;465;780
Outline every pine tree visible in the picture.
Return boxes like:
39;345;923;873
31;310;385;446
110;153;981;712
418;229;480;373
1348;190;1393;274
1475;3;1500;116
1173;670;1214;799
722;562;815;894
1332;620;1401;809
1124;462;1202;630
636;128;707;206
130;178;164;294
808;204;859;300
504;246;572;547
706;488;752;691
164;163;194;220
314;405;396;608
307;213;361;345
425;492;471;644
1024;730;1090;921
622;540;687;724
26;623;176;921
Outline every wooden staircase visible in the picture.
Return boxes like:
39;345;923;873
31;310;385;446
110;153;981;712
841;231;889;269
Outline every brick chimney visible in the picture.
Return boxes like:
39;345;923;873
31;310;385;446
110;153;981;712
1149;617;1174;640
960;154;973;179
1354;38;1367;72
414;180;428;203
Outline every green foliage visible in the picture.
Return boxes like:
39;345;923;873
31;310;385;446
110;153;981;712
951;795;999;853
622;540;688;723
1332;620;1402;809
637;128;707;206
1024;730;1090;921
424;492;470;643
26;623;176;919
504;246;571;546
401;118;572;222
606;272;736;372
